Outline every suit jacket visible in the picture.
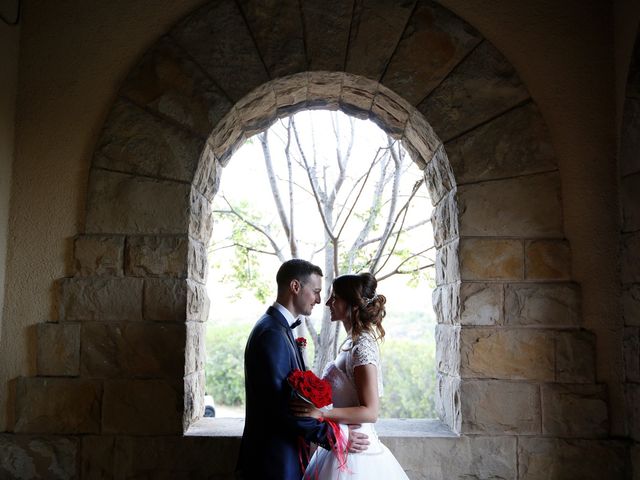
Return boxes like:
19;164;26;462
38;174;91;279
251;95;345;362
236;306;331;480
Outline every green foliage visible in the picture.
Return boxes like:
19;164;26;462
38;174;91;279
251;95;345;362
205;324;251;406
379;338;437;418
212;202;272;302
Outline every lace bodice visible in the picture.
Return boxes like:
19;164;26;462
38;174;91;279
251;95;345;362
322;332;383;408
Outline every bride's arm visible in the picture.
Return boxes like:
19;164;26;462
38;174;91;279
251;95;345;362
292;364;379;424
324;363;379;423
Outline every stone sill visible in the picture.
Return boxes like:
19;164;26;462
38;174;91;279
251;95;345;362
185;418;457;438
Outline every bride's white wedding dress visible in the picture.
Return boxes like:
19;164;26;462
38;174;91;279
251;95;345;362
303;332;409;479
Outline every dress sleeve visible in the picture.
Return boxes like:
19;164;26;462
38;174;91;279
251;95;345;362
351;333;380;368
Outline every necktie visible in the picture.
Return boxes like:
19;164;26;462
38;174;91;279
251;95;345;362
290;318;302;329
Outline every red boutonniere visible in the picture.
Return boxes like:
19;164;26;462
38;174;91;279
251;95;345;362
295;336;307;349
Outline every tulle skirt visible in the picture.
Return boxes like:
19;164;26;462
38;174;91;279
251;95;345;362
303;424;409;480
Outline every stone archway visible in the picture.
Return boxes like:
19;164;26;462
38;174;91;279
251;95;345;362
10;1;624;477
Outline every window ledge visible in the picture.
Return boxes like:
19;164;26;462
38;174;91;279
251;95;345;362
185;418;457;438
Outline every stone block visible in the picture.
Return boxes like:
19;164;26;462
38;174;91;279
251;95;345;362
236;0;306;78
418;41;529;142
185;321;206;375
446;102;557;184
74;235;124;276
406;108;443;169
59;277;143;321
340;73;378;118
345;0;415;80
273;73;309;115
625;327;640;383
112;435;240;478
623;284;640;326
435;238;460;285
36;323;81;376
307;71;344;110
301;0;352;71
432;282;460;324
0;434;78;479
187;279;210;322
541;384;608;437
556;330;596;383
209;109;245;165
460;379;541;434
460;327;555;381
371;85;411;137
14;378;102;434
184;370;206;428
623;172;640;232
458;172;563;237
435;325;460;376
144;278;187;322
192;144;221;201
525;239;571;280
628;384;640;441
81;435;115;480
170;0;268;101
518;438;628;480
189;187;213;244
435;373;461;433
93;99;204;183
235;82;277;137
80;322;185;378
620;97;640;176
188;238;207;284
504;283;580;327
85;169;190;235
424;145;454;205
120;35;231;138
431;189;459;248
102;379;183;434
459;238;523;280
381;1;481;105
125;235;188;278
385;435;516;480
459;282;502;325
623;232;640;283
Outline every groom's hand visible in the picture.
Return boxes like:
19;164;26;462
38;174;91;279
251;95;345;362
347;424;369;453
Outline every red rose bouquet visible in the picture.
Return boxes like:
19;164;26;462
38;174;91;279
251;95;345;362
288;369;348;477
287;369;332;408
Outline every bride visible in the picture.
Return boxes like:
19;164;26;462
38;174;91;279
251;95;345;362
292;272;409;479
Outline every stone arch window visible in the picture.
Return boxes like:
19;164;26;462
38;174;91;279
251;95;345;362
204;102;438;419
188;72;457;429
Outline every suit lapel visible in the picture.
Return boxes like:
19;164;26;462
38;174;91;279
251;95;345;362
266;306;305;370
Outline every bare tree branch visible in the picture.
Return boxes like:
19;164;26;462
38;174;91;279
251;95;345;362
376;263;435;282
371;177;425;275
221;196;286;262
260;131;295;258
209;242;279;256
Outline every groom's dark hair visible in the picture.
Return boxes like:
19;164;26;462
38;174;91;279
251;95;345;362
276;259;323;293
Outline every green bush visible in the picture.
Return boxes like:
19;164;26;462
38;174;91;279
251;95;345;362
379;339;437;418
205;324;251;406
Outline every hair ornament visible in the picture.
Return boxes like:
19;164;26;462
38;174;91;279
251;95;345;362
363;293;378;306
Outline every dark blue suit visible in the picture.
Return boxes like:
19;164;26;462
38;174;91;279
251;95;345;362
236;306;331;480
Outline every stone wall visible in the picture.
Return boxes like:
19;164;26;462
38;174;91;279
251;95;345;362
621;29;640;480
1;1;629;478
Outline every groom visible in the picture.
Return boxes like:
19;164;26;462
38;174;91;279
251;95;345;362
236;259;368;479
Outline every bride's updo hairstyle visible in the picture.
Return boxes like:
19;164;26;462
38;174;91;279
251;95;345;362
332;272;386;342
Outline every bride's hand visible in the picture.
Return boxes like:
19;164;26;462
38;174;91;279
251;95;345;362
290;397;322;420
